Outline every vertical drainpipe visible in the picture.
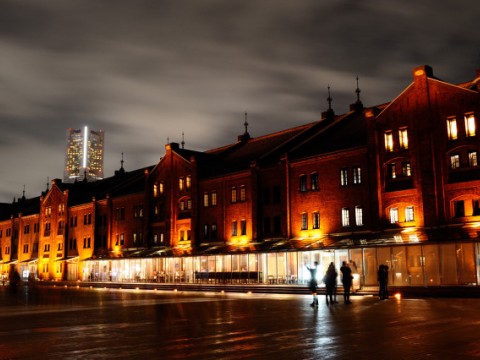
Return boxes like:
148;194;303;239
284;153;291;238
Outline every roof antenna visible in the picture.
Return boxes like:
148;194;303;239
356;76;361;103
244;112;249;135
327;85;333;111
121;152;124;170
46;177;50;191
22;185;26;200
181;132;185;149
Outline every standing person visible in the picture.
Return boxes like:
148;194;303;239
340;261;353;304
324;262;337;306
306;261;319;307
378;264;387;300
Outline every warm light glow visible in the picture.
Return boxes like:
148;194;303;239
173;288;178;292
414;69;425;76
394;293;402;300
401;227;416;233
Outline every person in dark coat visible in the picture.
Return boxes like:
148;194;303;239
378;264;389;300
324;262;337;305
306;261;319;307
340;261;353;304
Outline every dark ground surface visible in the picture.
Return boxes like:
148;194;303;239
0;285;479;359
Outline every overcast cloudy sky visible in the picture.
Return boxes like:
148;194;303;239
0;0;478;202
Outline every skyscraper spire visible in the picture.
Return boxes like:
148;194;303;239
237;112;251;142
181;132;185;149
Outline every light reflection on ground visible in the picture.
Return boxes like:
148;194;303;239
0;285;479;359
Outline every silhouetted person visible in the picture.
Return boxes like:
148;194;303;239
324;262;337;305
340;261;353;304
378;264;389;300
306;261;319;307
8;268;21;293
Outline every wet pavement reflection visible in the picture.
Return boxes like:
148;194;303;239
0;285;479;359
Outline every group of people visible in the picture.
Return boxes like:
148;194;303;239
306;260;354;307
307;261;390;307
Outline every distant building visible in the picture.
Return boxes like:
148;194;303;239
63;126;104;183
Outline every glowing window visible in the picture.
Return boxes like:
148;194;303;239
179;178;185;191
469;151;478;167
450;154;460;169
399;128;408;149
447;118;457;140
153;184;158;197
384;131;393;152
240;185;246;202
390;208;399;223
186;175;191;190
402;162;411;177
465;114;476;137
340;169;348;186
203;193;209;207
353;167;361;184
355;206;363;226
231;187;237;203
159;182;164;194
341;208;350;227
211;191;217;206
405;206;414;222
388;163;396;179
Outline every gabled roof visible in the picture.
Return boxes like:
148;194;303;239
55;166;153;206
0;196;40;221
288;109;367;160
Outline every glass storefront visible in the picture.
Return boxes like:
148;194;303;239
78;241;480;288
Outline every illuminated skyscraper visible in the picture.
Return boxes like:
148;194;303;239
63;126;104;183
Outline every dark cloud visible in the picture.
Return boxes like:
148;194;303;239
0;0;478;201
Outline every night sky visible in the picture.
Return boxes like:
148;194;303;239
0;0;478;202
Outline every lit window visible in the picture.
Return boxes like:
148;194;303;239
240;220;247;235
402;162;411;177
353;167;361;184
159;182;164;194
405;206;414;222
341;208;350;227
390;208;399;223
211;191;217;206
447;118;458;140
310;173;319;190
465;113;476;137
186;175;191;190
384;131;393;152
179;200;185;211
232;221;237;236
340;169;348;186
153;184;158;197
203;193;209;207
231;187;237;203
312;212;320;229
399;128;408;149
355;206;363;226
179;178;185;191
187;199;192;209
301;213;308;230
388;163;396;179
300;175;307;192
240;185;246;202
450;154;460;169
469;151;478;167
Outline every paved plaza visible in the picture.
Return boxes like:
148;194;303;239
0;285;479;359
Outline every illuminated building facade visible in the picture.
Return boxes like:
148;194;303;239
1;65;480;288
63;126;104;183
